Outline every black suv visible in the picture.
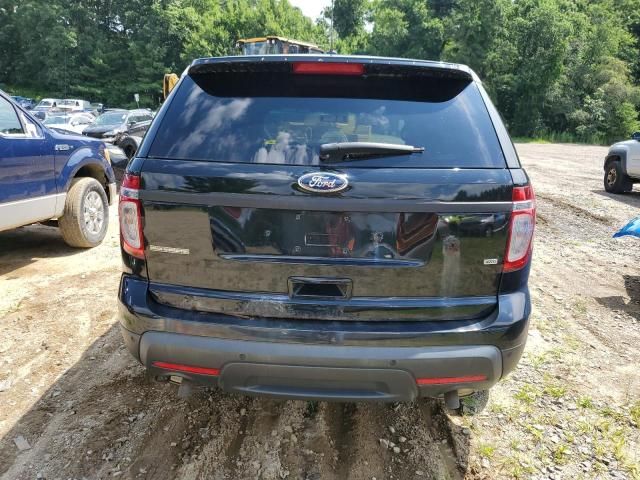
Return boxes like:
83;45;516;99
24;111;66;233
117;56;535;410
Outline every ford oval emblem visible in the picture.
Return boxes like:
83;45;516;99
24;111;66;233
297;172;349;194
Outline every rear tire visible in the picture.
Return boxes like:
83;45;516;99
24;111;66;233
604;160;633;193
446;390;489;416
58;177;109;248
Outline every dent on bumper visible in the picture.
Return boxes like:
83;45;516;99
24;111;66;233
118;274;530;400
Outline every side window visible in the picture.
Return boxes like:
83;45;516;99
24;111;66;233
0;97;25;135
19;113;40;138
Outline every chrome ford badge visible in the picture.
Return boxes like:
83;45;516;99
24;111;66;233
297;172;348;193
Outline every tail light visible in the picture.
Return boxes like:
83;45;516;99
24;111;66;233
504;185;536;272
119;173;145;259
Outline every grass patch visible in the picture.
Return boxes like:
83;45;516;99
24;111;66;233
544;384;567;399
501;455;536;479
600;407;626;423
630;401;640;427
553;444;570;465
578;396;594;409
524;424;544;441
514;385;541;405
478;443;496;458
513;131;607;145
573;298;588;315
0;299;23;316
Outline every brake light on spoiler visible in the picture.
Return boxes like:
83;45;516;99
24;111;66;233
504;185;536;272
292;62;365;76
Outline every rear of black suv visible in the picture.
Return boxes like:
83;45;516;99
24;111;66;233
118;56;534;404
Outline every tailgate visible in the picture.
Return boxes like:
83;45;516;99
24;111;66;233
140;162;512;321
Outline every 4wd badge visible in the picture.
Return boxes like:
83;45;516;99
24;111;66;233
297;172;349;194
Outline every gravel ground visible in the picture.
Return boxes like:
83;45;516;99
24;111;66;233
0;143;639;480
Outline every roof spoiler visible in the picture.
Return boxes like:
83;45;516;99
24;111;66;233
187;56;475;82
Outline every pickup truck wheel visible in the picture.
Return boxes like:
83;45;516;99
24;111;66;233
446;389;489;416
604;160;633;193
59;178;109;248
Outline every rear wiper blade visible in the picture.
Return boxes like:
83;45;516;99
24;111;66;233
319;142;425;162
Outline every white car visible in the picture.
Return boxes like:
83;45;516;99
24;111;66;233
58;99;92;112
43;112;95;134
604;132;640;193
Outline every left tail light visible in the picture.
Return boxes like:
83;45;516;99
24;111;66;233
119;173;145;259
504;185;536;272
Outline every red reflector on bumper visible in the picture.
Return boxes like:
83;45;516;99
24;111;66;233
292;62;365;76
416;375;487;385
152;361;220;376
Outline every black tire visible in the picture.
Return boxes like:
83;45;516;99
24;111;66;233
58;177;109;248
447;390;489;416
119;136;141;160
604;160;633;194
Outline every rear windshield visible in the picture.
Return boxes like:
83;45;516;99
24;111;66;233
148;72;506;168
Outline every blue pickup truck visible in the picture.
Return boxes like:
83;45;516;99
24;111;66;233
0;91;116;247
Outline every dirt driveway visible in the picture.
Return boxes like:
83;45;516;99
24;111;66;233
0;143;639;480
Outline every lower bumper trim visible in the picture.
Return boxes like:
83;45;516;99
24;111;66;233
133;328;502;401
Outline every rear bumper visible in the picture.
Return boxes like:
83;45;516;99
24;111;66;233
118;275;530;401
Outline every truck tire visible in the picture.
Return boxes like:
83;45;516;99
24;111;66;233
58;177;109;248
604;160;633;193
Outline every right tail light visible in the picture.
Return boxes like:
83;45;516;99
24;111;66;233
504;185;536;272
119;173;145;259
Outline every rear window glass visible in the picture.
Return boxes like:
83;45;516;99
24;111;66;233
149;73;506;168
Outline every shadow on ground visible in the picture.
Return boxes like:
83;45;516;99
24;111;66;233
0;224;79;276
596;275;640;321
591;189;640;210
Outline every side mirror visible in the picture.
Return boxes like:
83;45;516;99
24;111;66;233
632;132;640;141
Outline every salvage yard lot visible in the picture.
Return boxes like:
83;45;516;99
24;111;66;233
0;143;639;480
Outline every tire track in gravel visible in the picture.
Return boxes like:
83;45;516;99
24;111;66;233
536;193;613;226
326;402;358;479
172;392;251;480
227;398;287;479
421;401;465;480
296;400;334;480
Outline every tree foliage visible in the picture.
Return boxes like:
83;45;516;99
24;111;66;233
2;0;640;143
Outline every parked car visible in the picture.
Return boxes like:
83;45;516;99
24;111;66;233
603;132;640;193
0;91;116;247
32;98;61;120
58;99;92;112
10;95;35;110
43;112;95;134
83;109;153;153
117;56;535;413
